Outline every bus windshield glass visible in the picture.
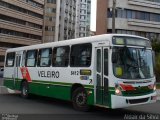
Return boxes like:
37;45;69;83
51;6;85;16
112;47;154;79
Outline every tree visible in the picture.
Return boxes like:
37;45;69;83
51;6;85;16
151;37;160;53
151;37;160;82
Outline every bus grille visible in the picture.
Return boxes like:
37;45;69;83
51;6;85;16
128;97;149;104
123;89;153;96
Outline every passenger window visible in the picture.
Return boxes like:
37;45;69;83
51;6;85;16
5;52;15;67
26;50;37;67
53;46;70;67
38;48;52;67
70;43;92;67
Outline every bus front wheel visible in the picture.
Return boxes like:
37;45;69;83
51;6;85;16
21;81;29;98
72;87;89;111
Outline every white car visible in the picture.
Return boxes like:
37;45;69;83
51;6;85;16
0;68;4;78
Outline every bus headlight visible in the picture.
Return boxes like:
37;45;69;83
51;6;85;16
148;84;156;91
153;84;156;91
115;84;122;96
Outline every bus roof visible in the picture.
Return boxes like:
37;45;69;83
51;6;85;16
6;34;149;52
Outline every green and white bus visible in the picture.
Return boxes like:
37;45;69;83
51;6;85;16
3;34;157;111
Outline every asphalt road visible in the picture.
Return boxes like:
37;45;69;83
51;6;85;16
0;78;160;120
0;94;159;120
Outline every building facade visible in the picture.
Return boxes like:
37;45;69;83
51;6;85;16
75;0;91;38
55;0;77;41
43;0;56;43
97;0;160;39
0;0;44;67
46;0;91;41
96;0;107;35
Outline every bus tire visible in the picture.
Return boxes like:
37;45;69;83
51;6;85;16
21;81;29;99
72;87;90;111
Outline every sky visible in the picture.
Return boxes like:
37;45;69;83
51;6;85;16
90;0;97;31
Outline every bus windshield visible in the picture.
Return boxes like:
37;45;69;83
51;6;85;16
112;47;154;79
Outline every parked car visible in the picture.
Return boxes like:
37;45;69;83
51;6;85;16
0;68;4;78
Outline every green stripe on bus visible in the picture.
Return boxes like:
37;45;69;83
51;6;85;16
4;78;95;105
3;78;94;89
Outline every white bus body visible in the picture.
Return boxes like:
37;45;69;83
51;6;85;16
3;34;157;111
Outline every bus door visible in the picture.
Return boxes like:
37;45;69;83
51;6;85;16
96;47;109;106
14;51;23;88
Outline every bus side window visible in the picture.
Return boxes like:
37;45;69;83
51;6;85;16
38;48;52;67
25;50;37;67
5;52;15;67
52;46;70;67
70;43;92;67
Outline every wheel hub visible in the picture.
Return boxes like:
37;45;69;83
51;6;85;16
76;93;86;105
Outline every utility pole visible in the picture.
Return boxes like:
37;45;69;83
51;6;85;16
42;0;46;43
112;0;116;33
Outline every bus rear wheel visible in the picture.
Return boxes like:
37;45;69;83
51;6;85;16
72;87;89;111
21;81;29;98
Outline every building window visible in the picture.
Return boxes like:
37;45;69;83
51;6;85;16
46;7;56;13
0;1;43;18
45;26;55;31
45;16;56;22
146;0;160;3
0;13;43;29
47;0;56;4
0;28;42;40
25;0;43;8
127;10;132;19
70;43;92;67
145;12;150;21
111;9;160;22
132;11;136;19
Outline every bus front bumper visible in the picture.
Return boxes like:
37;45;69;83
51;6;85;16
111;91;157;109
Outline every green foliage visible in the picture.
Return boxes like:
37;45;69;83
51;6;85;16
151;37;160;82
151;38;160;82
151;38;160;53
157;84;160;89
155;54;160;82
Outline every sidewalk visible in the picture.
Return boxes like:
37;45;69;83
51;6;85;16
0;86;18;94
